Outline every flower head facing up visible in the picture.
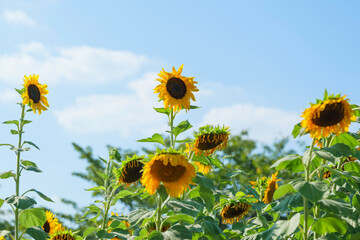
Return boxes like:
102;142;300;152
141;150;196;197
154;65;198;112
42;211;63;235
301;92;356;139
221;201;251;224
263;172;281;204
118;155;144;187
190;125;230;156
21;74;49;114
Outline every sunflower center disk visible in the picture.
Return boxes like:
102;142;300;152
166;78;187;99
223;204;247;218
311;102;345;127
28;84;41;103
123;161;144;183
43;220;50;233
197;134;222;150
150;160;186;182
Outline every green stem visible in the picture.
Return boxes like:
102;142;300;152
15;104;25;240
156;194;163;231
170;110;174;148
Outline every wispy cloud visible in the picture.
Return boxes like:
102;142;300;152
3;10;36;26
0;42;149;85
200;103;300;143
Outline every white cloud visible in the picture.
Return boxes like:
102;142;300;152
3;10;36;26
200;103;300;143
54;72;166;136
0;42;148;85
0;89;18;103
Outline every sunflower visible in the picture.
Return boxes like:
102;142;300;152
42;211;63;235
263;172;281;204
141;150;196;197
221;202;251;224
21;74;49;114
154;65;198;112
50;230;76;240
301;93;356;139
194;161;212;174
118;155;144;187
190;125;230;156
145;220;171;234
323;170;332;179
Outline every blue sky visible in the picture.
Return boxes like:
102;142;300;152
1;0;360;218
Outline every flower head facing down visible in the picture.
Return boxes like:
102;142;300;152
194;161;212;175
118;155;144;187
154;65;198;112
301;92;356;139
141;150;196;197
21;74;49;114
50;230;76;240
42;211;63;235
221;201;251;224
262;172;281;204
190;125;230;156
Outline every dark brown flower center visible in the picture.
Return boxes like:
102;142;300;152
122;160;144;183
223;203;249;218
150;160;186;182
196;134;223;150
28;84;41;103
43;220;50;233
52;234;75;240
166;78;187;99
311;102;345;127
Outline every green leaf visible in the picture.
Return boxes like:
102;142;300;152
190;105;200;109
167;199;203;217
293;181;328;203
96;230;116;238
172;120;192;137
153;107;171;116
11;129;18;134
85;186;106;192
138;133;165;146
272;213;301;236
83;226;97;237
23;119;32;125
21;160;38;167
114;190;133;200
21;162;42;173
314;149;337;163
0;143;14;148
0;171;15;179
206;156;224;169
5;195;37;209
199;216;226;239
274;184;296;200
128;209;153;226
317;199;354;216
193;174;214;190
15;88;25;95
292;123;307;138
19;208;46;228
311;216;347;235
344;162;360;173
0;199;4;208
322;143;353;158
148;231;163;240
270;154;304;172
3;120;19;127
187;185;214;211
26;189;54;202
26;227;49;240
332;133;359;148
23;141;40;150
352;194;360;212
164;214;195;225
162;225;192;240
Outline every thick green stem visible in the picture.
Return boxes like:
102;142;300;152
156;194;163;231
170;110;174;148
15;105;26;240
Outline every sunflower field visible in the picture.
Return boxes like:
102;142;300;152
1;65;360;240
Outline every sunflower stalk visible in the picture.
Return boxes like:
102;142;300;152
14;104;26;240
156;193;163;231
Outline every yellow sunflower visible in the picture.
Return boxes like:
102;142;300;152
118;155;144;187
42;211;63;235
221;202;251;224
194;161;212;174
301;93;356;139
21;74;49;114
141;150;196;197
263;172;281;204
190;125;230;156
154;65;198;112
50;230;76;240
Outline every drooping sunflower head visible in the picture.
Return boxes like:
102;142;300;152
189;125;230;156
141;149;196;198
154;65;198;112
42;211;63;235
301;92;356;139
221;201;251;224
117;155;144;187
194;161;212;175
21;74;49;114
50;230;76;240
262;172;281;204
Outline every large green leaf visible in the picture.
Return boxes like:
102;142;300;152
193;174;214;190
19;208;46;228
167;199;203;217
274;184;296;200
293;181;328;203
128;209;154;226
332;133;359;148
311;216;347;235
261;213;300;238
164;214;195;225
138;133;165;146
162;225;192;240
148;231;163;240
352;193;360;212
5;195;36;209
199;216;226;240
172;120;192;137
321;143;353;158
187;185;215;211
270;154;304;172
317;199;354;216
344;162;360;174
